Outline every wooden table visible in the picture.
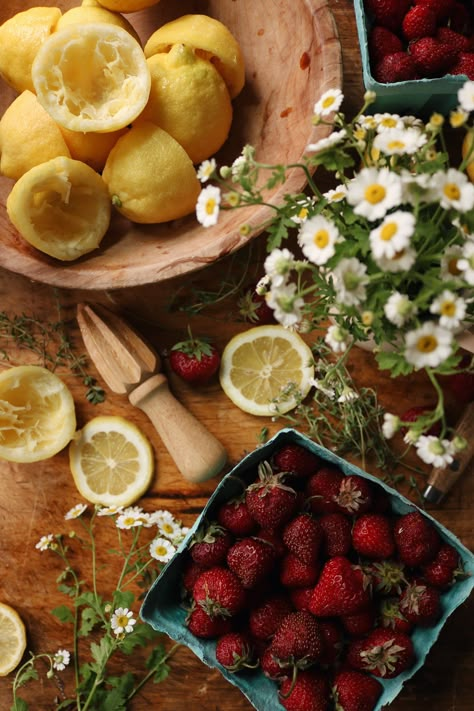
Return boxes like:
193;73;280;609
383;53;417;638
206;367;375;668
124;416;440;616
1;1;473;709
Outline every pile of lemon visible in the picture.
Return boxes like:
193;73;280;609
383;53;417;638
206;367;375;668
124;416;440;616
0;0;245;260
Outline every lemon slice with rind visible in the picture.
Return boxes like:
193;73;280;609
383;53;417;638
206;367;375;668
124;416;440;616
32;23;151;133
69;415;154;507
0;365;76;463
219;326;315;416
0;602;27;677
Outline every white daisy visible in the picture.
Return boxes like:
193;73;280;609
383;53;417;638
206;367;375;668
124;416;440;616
97;505;124;516
404;322;453;369
430;290;467;330
457;241;474;284
323;184;347;203
331;257;369;306
369;210;415;260
415;435;455;468
116;507;152;530
264;248;295;287
384;291;417;327
53;649;70;672
35;534;55;551
458;80;474;113
382;413;400;440
357;114;378;130
290;197;315;225
313;88;343;117
374;127;427;155
266;282;305;328
298;214;341;265
440;245;465;282
347;167;402;221
64;503;87;520
373;246;417;273
256;274;271;295
306;129;347;153
325;324;353;353
111;608;136;636
197;158;216;183
431;168;474;212
196;185;221;227
149;537;177;563
400;170;437;205
373;113;404;132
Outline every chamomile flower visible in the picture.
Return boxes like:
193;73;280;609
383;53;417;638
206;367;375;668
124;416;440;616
382;413;400;440
197;158;216;182
404;322;453;369
310;377;336;399
111;608;136;636
266;282;305;328
384;291;417;327
323;184;347;202
337;386;358;403
373;127;427;155
313;88;343;117
373;246;416;273
290;197;315;225
64;503;87;520
306;129;347;153
149;537;177;562
373;113;404;132
196;185;221;227
440;245;464;282
53;649;70;672
369;210;415;259
458;80;474;113
430;290;467;330
331;257;368;306
264;248;296;287
116;507;152;530
415;435;454;468
347;167;402;221
457;241;474;284
298;214;341;265
97;505;124;516
357;114;378;130
35;534;55;551
431;168;474;212
325;324;353;353
450;109;468;128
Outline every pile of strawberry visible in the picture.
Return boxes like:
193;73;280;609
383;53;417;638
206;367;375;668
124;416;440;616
179;443;466;711
365;0;474;83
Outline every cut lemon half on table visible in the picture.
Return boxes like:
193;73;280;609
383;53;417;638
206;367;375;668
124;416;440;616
0;602;27;677
0;365;76;463
69;415;154;507
219;326;315;416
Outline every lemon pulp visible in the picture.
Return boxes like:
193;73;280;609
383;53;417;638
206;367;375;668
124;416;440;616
0;602;27;677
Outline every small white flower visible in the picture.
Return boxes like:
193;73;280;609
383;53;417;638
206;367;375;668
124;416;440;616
116;507;152;530
35;534;55;551
374;127;427;155
111;607;136;636
230;155;247;180
369;210;415;260
290;197;315;225
337;386;358;403
64;503;87;520
264;248;295;287
430;290;467;330
415;435;455;468
307;129;347;153
373;113;404;132
384;291;417;327
457;241;474;285
325;324;353;353
323;184;347;202
266;282;305;328
440;245;465;282
53;649;70;672
404;322;453;369
157;517;183;540
347;167;402;221
197;158;216;183
331;257;369;306
97;505;124;516
458;80;474;113
431;168;474;212
149;537;177;563
310;377;336;399
196;185;221;227
382;413;400;440
358;114;378;130
373;246;417;273
313;88;343;117
256;274;271;295
298;214;341;266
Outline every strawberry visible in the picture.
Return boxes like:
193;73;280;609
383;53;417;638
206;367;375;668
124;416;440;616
414;0;456;22
450;52;474;79
410;37;459;76
305;466;344;514
332;668;383;711
260;645;290;680
290;586;314;612
333;475;375;515
256;527;287;558
368;25;404;65
181;557;207;596
269;610;324;671
374;52;419;82
283;513;323;565
215;631;257;671
319;619;344;666
399;404;441;437
279;670;330;711
246;461;298;529
280;552;320;588
378;597;413;634
393;510;441;567
364;0;411;32
421;543;462;588
369;559;407;595
216;497;257;537
399;580;441;626
309;557;371;617
226;536;276;589
192;566;246;618
319;512;352;557
249;593;294;641
341;607;376;637
273;443;322;478
402;4;438;41
352;513;396;560
169;331;220;384
237;286;276;324
346;627;414;678
436;26;472;54
189;520;233;567
186;604;233;638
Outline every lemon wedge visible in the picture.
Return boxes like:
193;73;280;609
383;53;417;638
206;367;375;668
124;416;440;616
219;325;315;416
0;602;27;677
69;415;154;507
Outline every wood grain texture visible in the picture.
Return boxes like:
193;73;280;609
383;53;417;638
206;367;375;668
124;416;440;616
0;0;342;289
0;2;473;710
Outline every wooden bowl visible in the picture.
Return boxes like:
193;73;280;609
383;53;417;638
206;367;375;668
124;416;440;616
0;0;342;290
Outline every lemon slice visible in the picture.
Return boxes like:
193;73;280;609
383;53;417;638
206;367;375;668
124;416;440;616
219;326;315;416
0;365;76;464
32;22;151;133
69;416;154;507
0;602;27;677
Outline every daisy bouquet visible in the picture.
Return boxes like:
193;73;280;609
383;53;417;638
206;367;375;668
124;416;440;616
196;81;474;470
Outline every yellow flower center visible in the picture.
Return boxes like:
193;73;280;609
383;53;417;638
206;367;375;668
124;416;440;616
331;191;345;201
380;222;397;241
416;335;438;353
116;615;129;627
380;117;398;128
314;229;330;248
122;517;136;527
448;257;461;275
441;301;456;317
322;96;335;109
387;140;406;151
444;183;461;201
205;198;216;215
161;522;174;534
298;207;309;219
154;545;168;557
364;183;386;204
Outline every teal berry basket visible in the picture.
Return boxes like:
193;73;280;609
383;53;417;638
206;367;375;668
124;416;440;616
354;0;467;116
141;427;474;711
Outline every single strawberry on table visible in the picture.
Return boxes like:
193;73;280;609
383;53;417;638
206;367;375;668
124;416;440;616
169;329;220;384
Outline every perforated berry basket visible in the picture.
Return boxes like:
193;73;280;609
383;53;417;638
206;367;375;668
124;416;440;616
141;427;474;711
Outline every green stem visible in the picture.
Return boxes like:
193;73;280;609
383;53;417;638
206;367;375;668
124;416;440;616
126;642;180;704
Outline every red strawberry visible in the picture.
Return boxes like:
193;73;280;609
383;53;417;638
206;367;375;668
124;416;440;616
414;0;456;22
226;536;276;589
280;552;320;588
279;670;330;711
421;543;462;588
450;52;474;79
246;461;298;529
192;566;246;618
399;580;441;626
237;285;276;324
319;512;352;557
215;631;257;671
309;557;371;617
290;586;314;612
369;559;407;595
189;521;233;567
437;27;472;54
249;594;294;641
374;52;419;82
394;511;441;567
402;4;438;41
399;404;441;437
333;475;375;515
216;497;257;537
346;627;414;678
410;37;459;76
305;466;344;514
256;527;287;558
260;645;289;680
319;619;344;666
169;332;220;384
283;513;323;565
274;443;322;478
186;604;233;638
368;25;404;65
352;513;396;560
364;0;411;32
332;668;383;711
181;557;207;596
379;597;413;634
341;607;376;638
269;610;324;670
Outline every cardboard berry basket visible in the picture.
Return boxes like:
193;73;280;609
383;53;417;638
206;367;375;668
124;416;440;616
354;0;467;116
140;427;474;711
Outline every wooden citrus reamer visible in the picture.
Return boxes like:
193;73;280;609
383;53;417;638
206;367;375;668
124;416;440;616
76;303;227;484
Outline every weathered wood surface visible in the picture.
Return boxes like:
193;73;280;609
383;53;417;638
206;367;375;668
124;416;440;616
0;1;473;710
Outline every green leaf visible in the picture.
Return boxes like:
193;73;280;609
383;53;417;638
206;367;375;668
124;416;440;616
79;606;101;637
112;590;135;610
11;697;29;711
152;663;170;685
51;605;74;624
119;622;158;655
57;583;76;598
376;351;413;378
